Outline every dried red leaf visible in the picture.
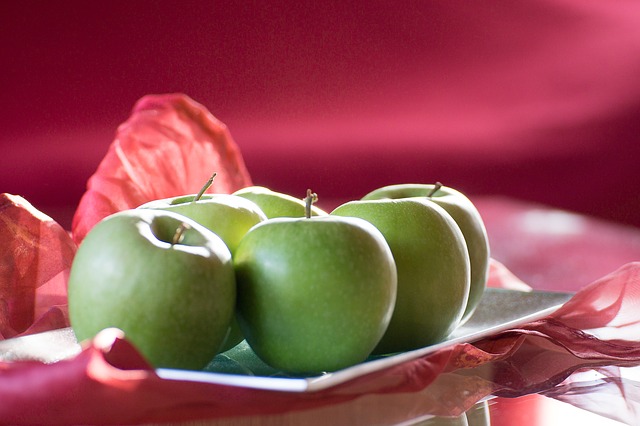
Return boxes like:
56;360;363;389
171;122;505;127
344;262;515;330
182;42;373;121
0;194;77;340
71;93;253;245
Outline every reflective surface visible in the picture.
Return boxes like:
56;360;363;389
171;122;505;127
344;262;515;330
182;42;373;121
138;375;635;425
169;369;637;425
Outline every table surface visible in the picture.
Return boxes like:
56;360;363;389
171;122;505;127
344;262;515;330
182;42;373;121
124;373;635;425
172;368;637;425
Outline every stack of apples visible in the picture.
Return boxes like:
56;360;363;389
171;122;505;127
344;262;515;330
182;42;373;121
68;179;490;374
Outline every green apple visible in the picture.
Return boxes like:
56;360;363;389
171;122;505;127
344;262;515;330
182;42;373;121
139;188;267;351
68;209;236;370
233;185;328;218
362;183;489;324
233;192;397;374
331;198;470;354
138;193;267;256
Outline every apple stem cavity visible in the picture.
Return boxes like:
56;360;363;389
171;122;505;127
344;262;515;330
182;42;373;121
194;172;217;202
427;182;443;198
304;189;318;219
171;222;192;246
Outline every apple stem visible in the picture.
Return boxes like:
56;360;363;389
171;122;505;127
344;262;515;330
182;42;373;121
304;189;318;219
171;222;191;245
194;172;217;202
427;182;443;198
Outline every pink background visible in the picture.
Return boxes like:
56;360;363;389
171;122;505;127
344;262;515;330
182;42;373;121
3;0;640;230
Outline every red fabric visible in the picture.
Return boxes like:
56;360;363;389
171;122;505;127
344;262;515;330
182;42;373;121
71;93;252;244
2;262;640;424
0;194;76;340
541;367;640;424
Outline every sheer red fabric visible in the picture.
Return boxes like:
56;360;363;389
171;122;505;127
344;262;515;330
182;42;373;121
71;93;253;245
0;194;75;340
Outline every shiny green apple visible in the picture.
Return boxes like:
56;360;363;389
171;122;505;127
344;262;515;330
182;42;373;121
139;191;267;351
68;209;236;370
331;198;470;354
362;183;489;324
234;207;397;374
233;185;328;218
138;193;267;256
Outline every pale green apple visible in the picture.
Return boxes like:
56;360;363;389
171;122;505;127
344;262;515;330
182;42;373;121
233;186;328;218
332;198;470;354
68;209;236;370
362;183;489;324
139;192;267;351
234;215;397;374
138;193;267;255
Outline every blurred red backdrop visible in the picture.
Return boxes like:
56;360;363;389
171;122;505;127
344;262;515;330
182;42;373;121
2;0;640;230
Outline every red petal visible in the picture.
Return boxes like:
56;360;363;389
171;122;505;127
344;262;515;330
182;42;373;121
0;194;76;340
71;93;253;244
